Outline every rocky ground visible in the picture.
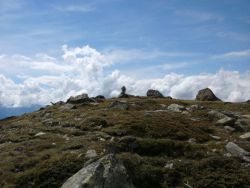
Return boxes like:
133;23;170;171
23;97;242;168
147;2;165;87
0;93;250;187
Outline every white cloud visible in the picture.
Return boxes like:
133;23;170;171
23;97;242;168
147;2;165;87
0;45;249;107
104;48;200;64
213;49;250;59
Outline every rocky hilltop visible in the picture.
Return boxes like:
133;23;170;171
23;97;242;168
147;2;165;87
0;88;250;188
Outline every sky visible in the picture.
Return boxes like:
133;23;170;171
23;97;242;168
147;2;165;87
0;0;250;107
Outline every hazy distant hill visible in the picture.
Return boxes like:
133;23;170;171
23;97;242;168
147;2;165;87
0;105;41;119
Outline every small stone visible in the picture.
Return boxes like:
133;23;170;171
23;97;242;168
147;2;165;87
189;104;204;111
167;104;185;112
212;149;217;152
160;104;167;108
242;115;250;119
99;138;105;142
239;132;250;139
188;138;196;143
224;126;236;132
85;149;98;159
35;132;46;137
224;153;232;157
209;134;221;140
63;135;70;141
181;111;190;115
164;163;174;169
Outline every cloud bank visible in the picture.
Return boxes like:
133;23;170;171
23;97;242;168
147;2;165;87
0;45;249;107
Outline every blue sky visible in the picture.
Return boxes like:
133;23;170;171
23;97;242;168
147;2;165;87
0;0;250;106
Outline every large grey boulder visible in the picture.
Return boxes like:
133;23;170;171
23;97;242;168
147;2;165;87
146;89;164;98
225;142;250;162
167;104;185;112
61;154;135;188
67;94;95;104
195;88;221;101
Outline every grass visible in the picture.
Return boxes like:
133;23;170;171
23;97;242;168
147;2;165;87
0;97;249;187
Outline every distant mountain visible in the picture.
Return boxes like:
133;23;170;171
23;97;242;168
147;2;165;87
0;105;42;119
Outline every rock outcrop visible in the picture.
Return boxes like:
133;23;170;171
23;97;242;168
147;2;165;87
61;154;135;188
195;88;221;101
67;94;95;104
146;89;164;98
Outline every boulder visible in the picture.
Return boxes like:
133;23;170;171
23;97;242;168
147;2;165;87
61;154;135;188
235;119;249;132
167;104;185;112
109;101;129;110
95;95;105;100
146;89;164;98
216;117;235;126
225;142;249;159
67;94;95;104
208;110;227;119
94;95;106;102
195;88;221;101
224;126;236;132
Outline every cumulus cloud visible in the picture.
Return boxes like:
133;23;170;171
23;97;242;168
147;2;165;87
0;45;249;107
